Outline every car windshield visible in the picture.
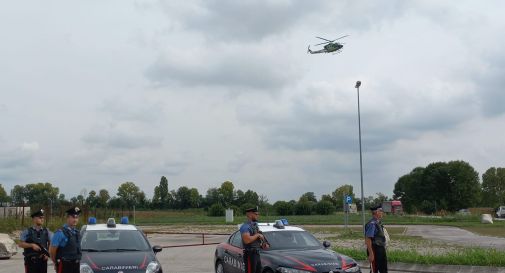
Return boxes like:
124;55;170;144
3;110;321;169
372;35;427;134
263;231;322;250
81;230;150;252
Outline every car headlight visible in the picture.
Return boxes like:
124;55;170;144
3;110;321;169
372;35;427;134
345;265;361;272
80;263;94;273
146;261;161;273
277;267;312;273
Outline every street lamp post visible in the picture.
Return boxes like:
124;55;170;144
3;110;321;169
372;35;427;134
355;81;366;232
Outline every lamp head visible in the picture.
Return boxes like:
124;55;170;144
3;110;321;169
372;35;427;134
355;81;361;88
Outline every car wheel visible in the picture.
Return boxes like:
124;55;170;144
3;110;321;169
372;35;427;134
216;260;225;273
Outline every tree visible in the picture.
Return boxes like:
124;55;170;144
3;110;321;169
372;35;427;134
189;188;201;208
445;160;480;210
24;183;59;207
0;184;9;203
243;190;259;205
273;201;294;215
174;186;192;209
234;190;245;206
11;185;26;205
98;189;110;208
205;188;220;207
86;190;98;209
152;176;172;209
299;192;317;203
331;185;355;210
372;193;389;205
219;181;235;207
320;194;334;204
393;161;480;213
393;168;424;213
117;182;141;209
481;167;505;208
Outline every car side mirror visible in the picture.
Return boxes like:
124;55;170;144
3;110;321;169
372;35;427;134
323;241;331;248
153;245;163;253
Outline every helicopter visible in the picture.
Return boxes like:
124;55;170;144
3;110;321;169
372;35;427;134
307;35;348;54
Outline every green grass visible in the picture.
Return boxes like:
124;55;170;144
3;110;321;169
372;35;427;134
3;210;504;235
460;226;505;238
333;246;505;267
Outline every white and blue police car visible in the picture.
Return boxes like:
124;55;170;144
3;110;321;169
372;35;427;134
80;217;163;273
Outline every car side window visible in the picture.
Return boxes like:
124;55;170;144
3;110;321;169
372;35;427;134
231;231;243;248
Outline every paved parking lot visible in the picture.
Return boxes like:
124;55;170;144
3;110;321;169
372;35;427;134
0;233;420;273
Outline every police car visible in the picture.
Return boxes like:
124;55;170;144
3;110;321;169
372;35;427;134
80;217;163;273
214;220;361;273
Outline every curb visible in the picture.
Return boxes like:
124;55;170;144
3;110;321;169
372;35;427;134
357;261;505;273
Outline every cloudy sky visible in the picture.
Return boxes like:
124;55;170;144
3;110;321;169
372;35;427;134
1;0;504;202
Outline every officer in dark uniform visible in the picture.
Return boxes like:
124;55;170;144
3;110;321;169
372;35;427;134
19;209;52;273
240;207;269;273
49;207;81;273
365;204;388;273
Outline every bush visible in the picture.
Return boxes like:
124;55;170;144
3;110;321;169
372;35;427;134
208;203;225;217
295;201;314;215
273;201;294;215
315;200;335;215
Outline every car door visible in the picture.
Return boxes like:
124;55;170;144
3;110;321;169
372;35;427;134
224;231;244;273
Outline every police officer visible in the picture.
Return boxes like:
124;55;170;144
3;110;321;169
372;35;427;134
240;207;269;273
49;207;81;273
19;209;52;273
365;205;388;273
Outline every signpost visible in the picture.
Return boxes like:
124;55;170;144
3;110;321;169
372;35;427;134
344;195;353;229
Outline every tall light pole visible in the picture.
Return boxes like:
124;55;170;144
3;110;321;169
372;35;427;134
355;81;366;232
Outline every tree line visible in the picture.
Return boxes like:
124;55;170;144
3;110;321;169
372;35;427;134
0;177;389;217
393;161;505;214
2;160;502;217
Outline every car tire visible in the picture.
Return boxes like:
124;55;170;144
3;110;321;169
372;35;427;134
263;269;274;273
216;260;225;273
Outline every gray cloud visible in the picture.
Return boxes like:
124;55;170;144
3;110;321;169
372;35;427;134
145;43;301;92
0;144;43;182
474;56;505;117
157;0;325;42
237;79;478;153
82;131;163;150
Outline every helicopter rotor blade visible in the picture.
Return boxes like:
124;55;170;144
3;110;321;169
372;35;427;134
315;36;333;42
314;41;331;46
333;35;349;41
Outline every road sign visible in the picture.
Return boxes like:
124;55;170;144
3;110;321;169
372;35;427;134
345;195;352;204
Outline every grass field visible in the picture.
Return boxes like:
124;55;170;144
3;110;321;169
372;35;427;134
334;246;505;267
2;209;504;238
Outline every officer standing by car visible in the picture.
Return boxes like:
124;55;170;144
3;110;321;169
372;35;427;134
365;204;388;273
19;209;52;273
240;207;269;273
49;207;81;273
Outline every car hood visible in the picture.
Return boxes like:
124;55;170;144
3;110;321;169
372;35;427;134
262;248;358;272
81;251;155;273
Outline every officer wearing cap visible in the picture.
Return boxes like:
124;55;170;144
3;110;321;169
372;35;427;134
49;207;81;273
240;207;269;273
365;204;388;273
19;209;52;273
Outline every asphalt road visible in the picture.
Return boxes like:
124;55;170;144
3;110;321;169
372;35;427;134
405;225;505;249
